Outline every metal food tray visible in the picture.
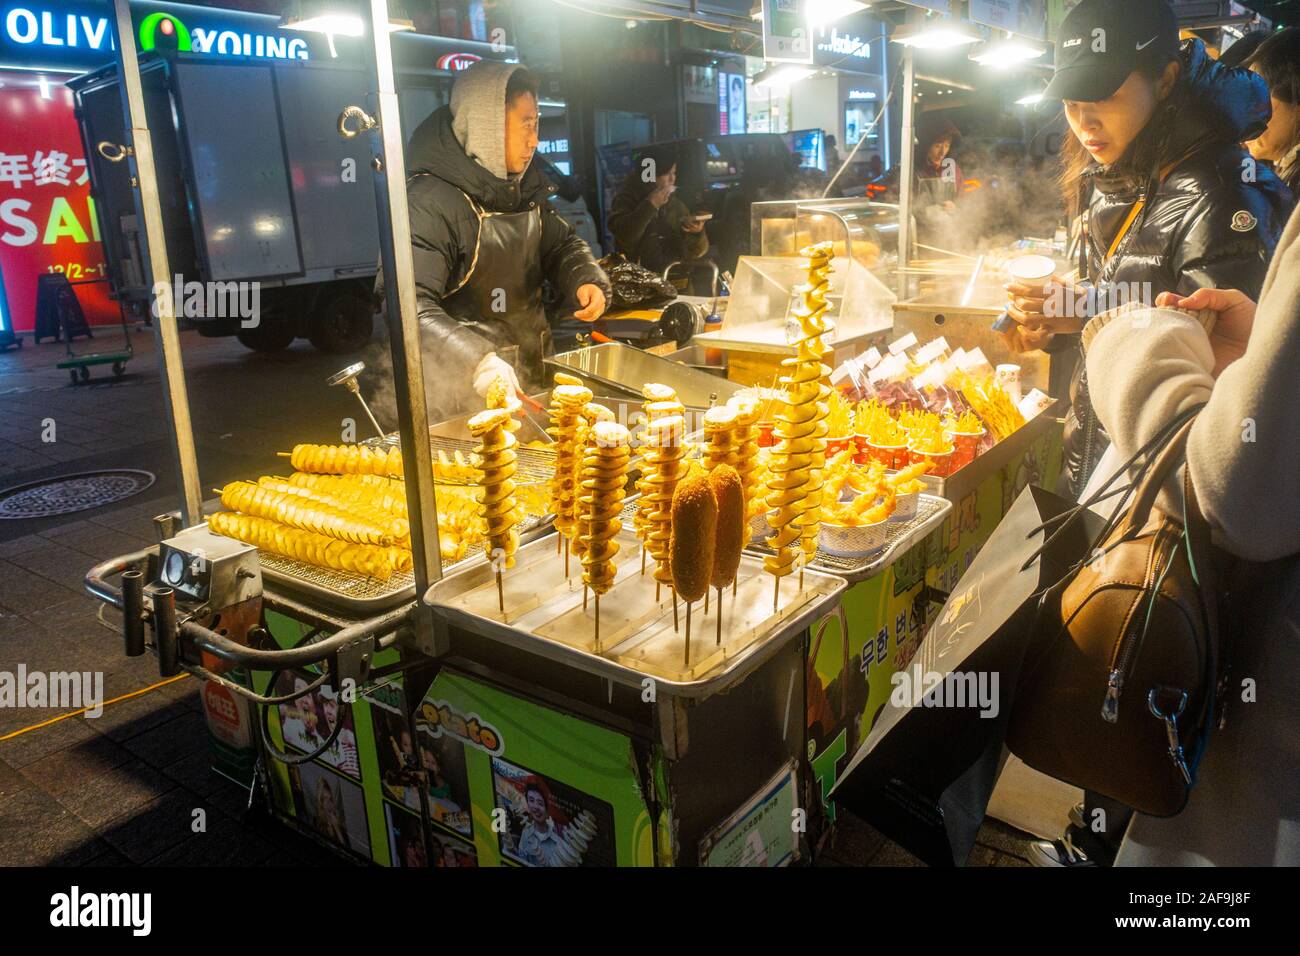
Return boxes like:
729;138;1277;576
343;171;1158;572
744;493;951;583
423;508;846;699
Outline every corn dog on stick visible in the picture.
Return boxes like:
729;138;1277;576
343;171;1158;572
547;383;593;557
287;443;403;478
208;511;400;581
725;395;762;545
765;242;835;601
467;406;522;574
219;481;398;547
254;477;410;544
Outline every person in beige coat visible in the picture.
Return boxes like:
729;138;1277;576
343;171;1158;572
1079;203;1300;866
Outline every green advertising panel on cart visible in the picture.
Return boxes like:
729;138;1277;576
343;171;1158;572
807;429;1063;825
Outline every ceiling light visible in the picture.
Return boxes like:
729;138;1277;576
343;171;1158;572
1015;91;1044;105
753;63;818;88
970;37;1046;66
808;0;870;27
892;22;981;50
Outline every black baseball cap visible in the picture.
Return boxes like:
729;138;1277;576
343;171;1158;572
1044;0;1181;102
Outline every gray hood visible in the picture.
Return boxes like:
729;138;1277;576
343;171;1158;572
450;60;525;182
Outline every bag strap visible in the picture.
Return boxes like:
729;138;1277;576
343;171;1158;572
1120;414;1198;536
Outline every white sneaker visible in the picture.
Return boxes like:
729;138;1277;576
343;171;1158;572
1027;833;1096;867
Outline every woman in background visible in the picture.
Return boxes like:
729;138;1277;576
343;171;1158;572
1244;28;1300;194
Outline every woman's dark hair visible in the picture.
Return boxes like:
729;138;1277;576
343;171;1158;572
1057;56;1182;215
506;67;539;105
1244;28;1300;106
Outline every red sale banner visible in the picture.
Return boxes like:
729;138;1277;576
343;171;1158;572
0;69;119;334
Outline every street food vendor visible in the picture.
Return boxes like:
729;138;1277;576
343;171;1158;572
402;61;611;415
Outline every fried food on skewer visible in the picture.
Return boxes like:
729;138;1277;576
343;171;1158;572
702;405;741;471
467;405;522;573
643;415;687;599
670;476;717;604
578;421;630;598
546;383;593;550
725;395;762;543
209;512;404;581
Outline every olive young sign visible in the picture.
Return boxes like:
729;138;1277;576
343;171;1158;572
0;1;312;72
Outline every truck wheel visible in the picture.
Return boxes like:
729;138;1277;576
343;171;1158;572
237;322;296;353
308;293;373;354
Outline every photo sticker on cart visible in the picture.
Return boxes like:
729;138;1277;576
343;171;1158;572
418;698;505;755
289;762;371;860
274;672;361;780
491;758;616;867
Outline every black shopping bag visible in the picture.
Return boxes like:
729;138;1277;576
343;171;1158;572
829;484;1105;866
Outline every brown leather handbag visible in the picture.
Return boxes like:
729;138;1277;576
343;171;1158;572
1008;410;1224;816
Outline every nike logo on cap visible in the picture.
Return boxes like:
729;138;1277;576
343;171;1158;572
1135;35;1158;51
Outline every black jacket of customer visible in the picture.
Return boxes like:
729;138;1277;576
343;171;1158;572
1057;40;1293;496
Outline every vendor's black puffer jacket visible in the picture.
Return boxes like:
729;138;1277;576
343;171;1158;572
1057;40;1293;497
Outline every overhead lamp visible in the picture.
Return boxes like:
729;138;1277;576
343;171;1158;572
808;0;870;27
753;63;818;88
892;21;981;50
970;37;1046;66
279;2;414;38
1015;91;1044;106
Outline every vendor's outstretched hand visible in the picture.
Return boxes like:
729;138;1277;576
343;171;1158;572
1155;288;1256;377
574;284;606;322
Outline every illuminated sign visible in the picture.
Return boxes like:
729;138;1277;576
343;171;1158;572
537;138;569;155
848;88;877;100
817;28;870;59
436;51;480;71
0;2;310;69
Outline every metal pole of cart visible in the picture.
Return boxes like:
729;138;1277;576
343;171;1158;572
355;0;445;655
107;0;203;527
897;39;917;302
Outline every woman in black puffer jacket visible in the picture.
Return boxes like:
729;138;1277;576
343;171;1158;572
1004;0;1293;499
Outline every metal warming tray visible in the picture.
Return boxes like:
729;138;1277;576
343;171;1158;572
744;493;951;583
424;520;846;699
546;342;744;410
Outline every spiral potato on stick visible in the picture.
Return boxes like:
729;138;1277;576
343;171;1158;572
547;383;593;546
643;415;688;591
209;512;404;581
578;421;630;597
251;477;410;544
570;402;617;564
288;443;403;478
633;385;686;546
468;406;522;571
764;243;835;585
219;481;399;547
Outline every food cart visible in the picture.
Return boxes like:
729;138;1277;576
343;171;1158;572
81;0;852;868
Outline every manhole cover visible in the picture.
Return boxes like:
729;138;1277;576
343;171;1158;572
0;470;156;519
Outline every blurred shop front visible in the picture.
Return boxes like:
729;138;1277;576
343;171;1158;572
0;0;516;339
